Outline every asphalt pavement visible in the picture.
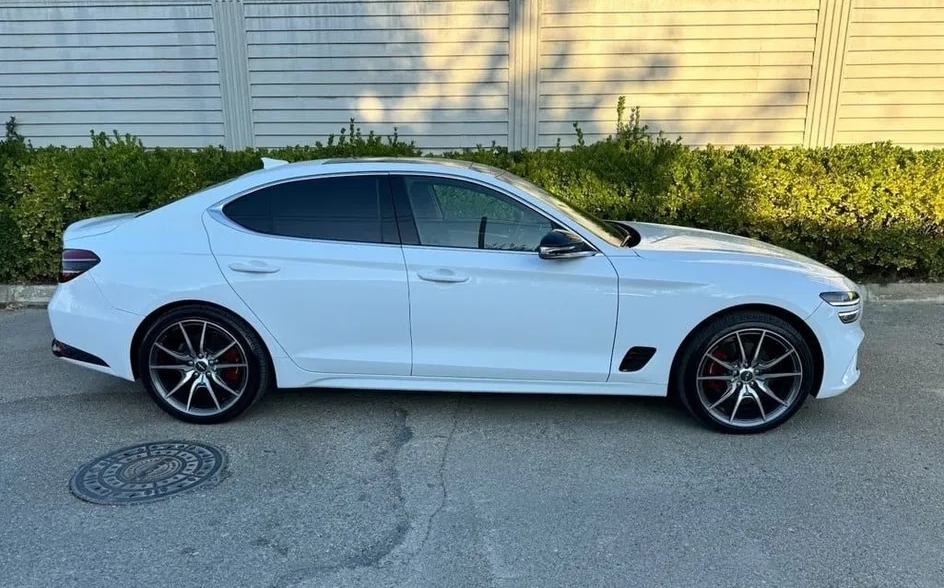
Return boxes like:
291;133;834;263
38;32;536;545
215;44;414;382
1;303;943;588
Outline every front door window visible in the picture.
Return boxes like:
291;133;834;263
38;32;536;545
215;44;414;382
398;175;555;251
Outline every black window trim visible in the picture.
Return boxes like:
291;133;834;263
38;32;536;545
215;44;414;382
387;171;600;255
207;171;402;247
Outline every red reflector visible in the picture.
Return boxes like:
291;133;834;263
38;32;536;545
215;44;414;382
59;249;100;283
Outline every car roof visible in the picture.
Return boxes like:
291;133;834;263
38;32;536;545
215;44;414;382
174;156;515;214
321;156;473;169
259;156;507;178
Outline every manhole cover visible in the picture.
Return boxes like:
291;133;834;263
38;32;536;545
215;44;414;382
70;440;226;505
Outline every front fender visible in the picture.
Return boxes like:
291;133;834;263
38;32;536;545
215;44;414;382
605;257;825;389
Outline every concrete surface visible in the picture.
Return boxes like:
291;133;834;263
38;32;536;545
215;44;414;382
3;282;944;307
1;302;943;588
0;284;56;306
861;282;944;303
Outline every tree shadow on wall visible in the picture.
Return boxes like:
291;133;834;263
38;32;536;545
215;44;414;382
243;1;676;153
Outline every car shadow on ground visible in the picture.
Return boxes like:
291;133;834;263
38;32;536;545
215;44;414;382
251;387;703;432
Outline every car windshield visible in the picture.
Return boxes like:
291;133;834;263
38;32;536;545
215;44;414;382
492;169;629;247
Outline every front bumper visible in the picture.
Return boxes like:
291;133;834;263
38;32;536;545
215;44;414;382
805;300;865;398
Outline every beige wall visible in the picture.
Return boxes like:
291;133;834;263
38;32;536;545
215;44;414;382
539;0;819;148
0;0;942;150
541;0;944;149
835;0;944;148
244;0;510;150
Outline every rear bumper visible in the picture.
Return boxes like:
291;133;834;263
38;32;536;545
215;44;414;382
52;338;109;367
47;275;141;381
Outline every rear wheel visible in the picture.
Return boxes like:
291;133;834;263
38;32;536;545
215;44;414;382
136;305;272;424
674;310;816;434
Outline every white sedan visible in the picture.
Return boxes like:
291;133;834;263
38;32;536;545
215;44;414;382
48;157;864;433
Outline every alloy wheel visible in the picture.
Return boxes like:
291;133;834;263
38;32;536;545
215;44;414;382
147;319;250;417
694;327;804;429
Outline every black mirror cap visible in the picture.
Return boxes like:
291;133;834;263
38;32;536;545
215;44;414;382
538;229;594;259
539;229;584;248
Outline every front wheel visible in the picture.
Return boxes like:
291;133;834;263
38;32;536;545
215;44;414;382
674;311;816;434
136;305;272;424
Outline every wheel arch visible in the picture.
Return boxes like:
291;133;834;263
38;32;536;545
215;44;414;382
667;303;824;399
129;299;277;384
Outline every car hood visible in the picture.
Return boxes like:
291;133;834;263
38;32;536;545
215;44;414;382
620;221;857;288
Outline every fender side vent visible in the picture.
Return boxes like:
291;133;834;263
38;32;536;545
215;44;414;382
619;346;656;372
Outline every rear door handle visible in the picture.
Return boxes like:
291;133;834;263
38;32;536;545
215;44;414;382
417;269;470;283
229;261;280;274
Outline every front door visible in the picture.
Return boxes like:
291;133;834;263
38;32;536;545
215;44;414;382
391;174;619;382
204;173;413;376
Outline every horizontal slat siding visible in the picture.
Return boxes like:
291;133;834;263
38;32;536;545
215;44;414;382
2;85;222;100
258;135;509;152
542;92;811;109
543;24;817;42
253;95;509;110
543;9;818;26
0;4;213;21
5;0;937;152
548;131;806;147
855;0;944;6
4;97;226;114
245;0;509;150
0;32;216;48
836;1;944;147
254;109;509;124
243;1;508;18
1;59;220;75
14;123;225;138
543;0;820;11
253;82;509;98
248;41;505;59
538;0;817;148
543;105;809;121
0;2;224;147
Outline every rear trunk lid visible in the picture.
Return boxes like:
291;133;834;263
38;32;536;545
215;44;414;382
63;212;140;242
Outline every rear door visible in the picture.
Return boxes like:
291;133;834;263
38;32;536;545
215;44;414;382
203;172;413;376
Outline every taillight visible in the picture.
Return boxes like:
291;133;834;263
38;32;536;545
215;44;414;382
59;249;100;283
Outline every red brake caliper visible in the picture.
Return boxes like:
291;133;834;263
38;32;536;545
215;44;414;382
704;350;729;393
221;348;242;386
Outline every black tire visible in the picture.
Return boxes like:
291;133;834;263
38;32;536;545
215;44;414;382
672;310;816;434
136;304;273;424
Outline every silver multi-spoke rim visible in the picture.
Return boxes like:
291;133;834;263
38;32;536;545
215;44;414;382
695;328;804;428
147;320;249;417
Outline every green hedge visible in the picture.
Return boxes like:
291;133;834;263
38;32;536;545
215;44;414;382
2;99;943;284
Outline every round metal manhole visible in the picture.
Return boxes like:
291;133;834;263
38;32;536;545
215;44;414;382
70;440;226;505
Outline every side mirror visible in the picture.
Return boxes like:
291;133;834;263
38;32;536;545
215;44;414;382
538;229;595;259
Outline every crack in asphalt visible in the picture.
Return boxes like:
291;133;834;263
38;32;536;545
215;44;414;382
416;395;462;560
268;406;419;588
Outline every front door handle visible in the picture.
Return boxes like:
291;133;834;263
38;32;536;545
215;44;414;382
229;261;280;274
417;269;470;283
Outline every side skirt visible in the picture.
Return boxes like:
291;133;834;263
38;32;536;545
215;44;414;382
271;361;668;397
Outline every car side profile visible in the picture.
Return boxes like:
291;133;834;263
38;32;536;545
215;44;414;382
48;157;864;433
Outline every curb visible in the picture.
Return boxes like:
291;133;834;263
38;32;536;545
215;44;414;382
0;284;57;307
859;283;944;304
2;282;943;308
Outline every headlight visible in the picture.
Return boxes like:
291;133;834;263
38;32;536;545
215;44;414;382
819;291;860;307
820;291;861;323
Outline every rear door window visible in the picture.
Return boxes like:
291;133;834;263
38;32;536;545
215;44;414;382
222;174;397;244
